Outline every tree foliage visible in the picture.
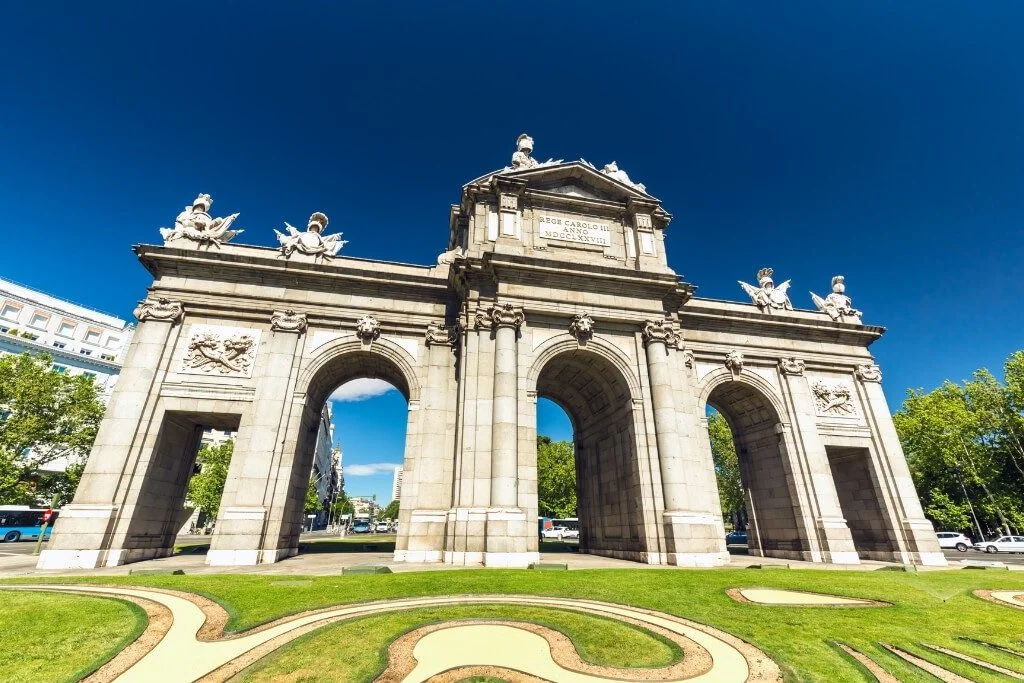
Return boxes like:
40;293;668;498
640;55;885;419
380;499;400;520
707;411;746;527
304;477;322;514
895;350;1024;538
186;440;233;520
537;435;577;518
0;353;105;504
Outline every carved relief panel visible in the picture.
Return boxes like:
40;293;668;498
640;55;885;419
807;377;860;419
180;325;261;378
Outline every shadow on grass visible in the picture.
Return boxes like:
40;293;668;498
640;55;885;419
299;538;397;554
173;544;209;556
539;540;580;554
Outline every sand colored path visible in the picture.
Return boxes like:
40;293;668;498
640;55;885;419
2;585;780;682
990;591;1024;608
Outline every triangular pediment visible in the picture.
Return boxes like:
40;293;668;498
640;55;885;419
465;161;659;205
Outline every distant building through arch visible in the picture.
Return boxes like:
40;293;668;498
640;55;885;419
40;136;945;569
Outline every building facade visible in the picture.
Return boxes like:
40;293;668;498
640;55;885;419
40;138;944;570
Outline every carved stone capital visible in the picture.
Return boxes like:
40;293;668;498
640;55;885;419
568;313;594;343
725;350;744;377
778;357;806;376
270;310;307;334
133;297;183;324
355;315;380;344
641;318;678;348
482;303;525;330
855;364;882;383
425;321;459;347
682;349;695;369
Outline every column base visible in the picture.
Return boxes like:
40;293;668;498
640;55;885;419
900;518;947;566
484;551;540;568
661;510;729;564
393;509;448;563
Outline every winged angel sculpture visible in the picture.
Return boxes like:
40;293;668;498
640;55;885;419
739;268;793;313
160;193;242;248
810;275;862;322
275;212;347;259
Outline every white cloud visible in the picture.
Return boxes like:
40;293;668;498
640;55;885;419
330;378;396;402
344;462;402;476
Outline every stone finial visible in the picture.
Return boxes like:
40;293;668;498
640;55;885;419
274;212;348;260
133;297;183;324
489;303;526;330
855;364;882;383
355;315;381;344
568;313;595;344
641;318;679;348
778;357;806;376
270;310;307;334
725;350;745;377
739;267;793;313
159;193;243;248
601;161;647;193
425;322;459;347
810;275;862;322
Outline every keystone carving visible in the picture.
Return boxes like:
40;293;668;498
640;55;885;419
568;313;595;343
355;315;381;344
641;318;679;348
478;303;525;330
270;310;307;334
725;350;745;377
739;268;793;313
778;357;806;376
134;297;183;324
183;331;256;375
811;380;858;417
682;349;696;371
855;364;882;383
425;322;458;347
160;193;242;248
811;275;862;322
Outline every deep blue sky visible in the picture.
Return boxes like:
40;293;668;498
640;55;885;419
2;3;1022;503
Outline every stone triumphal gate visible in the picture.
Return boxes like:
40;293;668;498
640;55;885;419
40;135;944;569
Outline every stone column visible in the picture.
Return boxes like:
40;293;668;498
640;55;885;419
39;298;184;570
480;303;534;567
208;311;305;566
855;364;946;566
642;320;728;567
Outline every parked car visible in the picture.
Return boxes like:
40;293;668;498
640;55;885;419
375;522;390;533
974;535;1024;554
351;522;371;534
935;531;972;552
541;526;578;540
725;530;748;545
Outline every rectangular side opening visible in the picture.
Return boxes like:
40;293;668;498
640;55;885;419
825;446;898;560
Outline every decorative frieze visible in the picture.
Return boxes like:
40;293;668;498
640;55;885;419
425;322;459;347
355;315;381;345
778;357;806;376
855;364;882;383
641;318;678;348
725;350;744;377
270;310;307;334
810;379;858;417
568;313;594;344
181;326;259;377
134;297;183;324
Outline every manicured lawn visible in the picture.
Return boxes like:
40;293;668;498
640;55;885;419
0;590;146;682
4;567;1024;681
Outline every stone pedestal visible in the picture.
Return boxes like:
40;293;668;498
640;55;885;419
483;508;539;568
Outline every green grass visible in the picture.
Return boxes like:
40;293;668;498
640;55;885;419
0;591;146;682
4;568;1024;682
236;604;681;682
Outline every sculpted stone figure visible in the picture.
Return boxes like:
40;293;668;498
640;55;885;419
511;133;539;171
275;212;347;259
725;350;745;376
739;268;793;313
601;161;647;193
568;313;595;343
355;315;381;344
160;194;243;248
810;276;862;322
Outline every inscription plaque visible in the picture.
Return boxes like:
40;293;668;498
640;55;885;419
538;215;611;247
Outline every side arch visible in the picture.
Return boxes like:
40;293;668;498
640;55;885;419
297;334;423;405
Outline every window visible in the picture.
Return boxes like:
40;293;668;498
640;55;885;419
100;353;115;361
29;313;49;330
0;303;21;322
85;330;101;344
52;341;65;349
79;348;92;356
57;321;76;338
52;365;67;374
0;326;7;334
105;337;120;349
83;371;97;379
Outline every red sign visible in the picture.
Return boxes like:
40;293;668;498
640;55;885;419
41;508;53;522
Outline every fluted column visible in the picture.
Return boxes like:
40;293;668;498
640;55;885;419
484;303;525;507
642;319;685;510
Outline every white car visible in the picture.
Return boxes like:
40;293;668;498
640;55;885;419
974;535;1024;554
542;526;578;540
935;531;972;552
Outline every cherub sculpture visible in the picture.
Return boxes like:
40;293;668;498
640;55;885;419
811;275;861;322
275;212;347;259
160;193;242;247
739;268;793;313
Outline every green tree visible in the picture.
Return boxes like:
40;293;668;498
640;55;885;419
186;440;233;520
707;411;745;527
331;494;354;519
0;353;104;504
304;478;322;515
380;499;399;520
537;436;577;518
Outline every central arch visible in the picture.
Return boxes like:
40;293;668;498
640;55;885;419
530;345;648;561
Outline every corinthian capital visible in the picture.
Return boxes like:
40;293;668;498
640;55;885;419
133;297;183;324
778;357;806;376
270;310;307;333
641;318;678;348
425;321;459;347
484;303;525;330
855;364;882;383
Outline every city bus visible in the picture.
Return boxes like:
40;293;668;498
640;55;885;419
0;507;59;542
